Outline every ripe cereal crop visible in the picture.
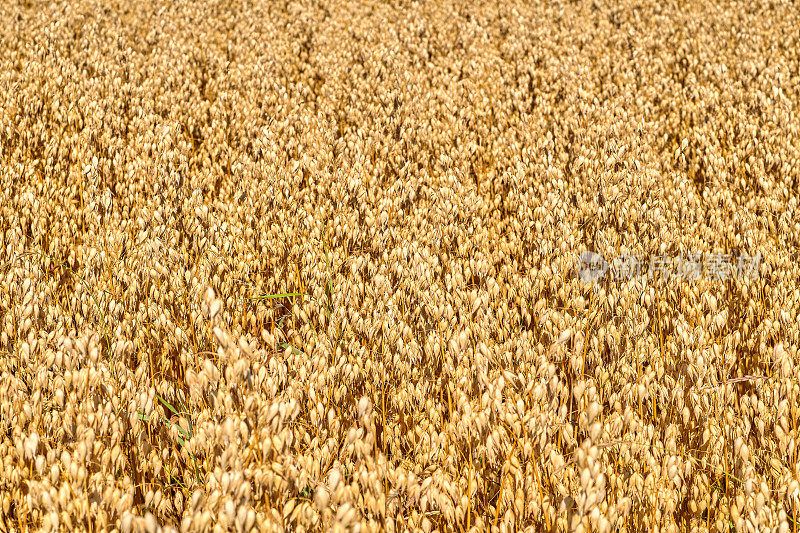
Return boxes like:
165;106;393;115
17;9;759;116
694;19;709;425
1;0;800;531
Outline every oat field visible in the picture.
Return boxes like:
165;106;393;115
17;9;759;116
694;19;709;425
1;0;800;531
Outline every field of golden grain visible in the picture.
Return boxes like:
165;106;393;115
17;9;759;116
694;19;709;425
1;0;800;531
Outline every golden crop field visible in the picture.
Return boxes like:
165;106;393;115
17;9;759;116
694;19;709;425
1;0;799;531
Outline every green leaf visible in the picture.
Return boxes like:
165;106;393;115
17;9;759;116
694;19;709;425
279;342;301;355
248;292;302;300
156;393;180;416
163;416;191;441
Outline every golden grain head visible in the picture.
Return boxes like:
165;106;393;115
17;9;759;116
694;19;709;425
0;0;799;531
